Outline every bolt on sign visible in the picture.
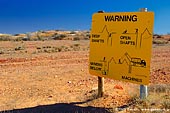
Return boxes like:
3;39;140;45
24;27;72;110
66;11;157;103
89;12;154;85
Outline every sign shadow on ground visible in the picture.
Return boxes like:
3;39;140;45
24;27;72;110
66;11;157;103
1;101;110;113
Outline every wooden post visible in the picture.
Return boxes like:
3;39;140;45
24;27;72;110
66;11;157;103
140;8;148;99
97;10;105;98
98;76;104;97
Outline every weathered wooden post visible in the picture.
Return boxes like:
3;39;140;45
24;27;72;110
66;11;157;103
98;76;104;97
97;10;105;98
140;8;148;99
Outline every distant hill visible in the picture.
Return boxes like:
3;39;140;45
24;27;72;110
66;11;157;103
153;34;170;44
0;30;90;41
0;30;170;45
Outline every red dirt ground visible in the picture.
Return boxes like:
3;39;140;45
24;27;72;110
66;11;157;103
0;40;169;112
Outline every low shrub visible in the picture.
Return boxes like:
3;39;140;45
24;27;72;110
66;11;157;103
15;46;25;51
73;37;80;41
153;40;168;45
53;34;66;40
0;51;4;54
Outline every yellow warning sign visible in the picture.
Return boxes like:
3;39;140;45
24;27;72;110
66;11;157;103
89;12;154;85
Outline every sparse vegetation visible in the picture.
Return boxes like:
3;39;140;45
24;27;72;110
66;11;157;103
14;37;23;41
153;39;168;45
153;34;163;38
149;84;170;93
0;35;11;41
161;101;170;109
73;36;80;41
0;31;169;113
0;30;90;41
34;44;83;53
14;46;25;51
53;34;67;40
36;47;41;50
0;50;4;54
70;31;77;34
125;84;170;113
73;44;80;47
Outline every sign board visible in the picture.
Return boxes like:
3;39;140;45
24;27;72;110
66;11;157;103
89;12;154;85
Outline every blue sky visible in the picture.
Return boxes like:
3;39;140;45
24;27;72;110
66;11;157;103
0;0;170;34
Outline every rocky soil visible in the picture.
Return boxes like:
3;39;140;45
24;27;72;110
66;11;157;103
0;40;169;113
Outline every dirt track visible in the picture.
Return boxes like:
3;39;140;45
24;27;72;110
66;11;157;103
0;41;170;112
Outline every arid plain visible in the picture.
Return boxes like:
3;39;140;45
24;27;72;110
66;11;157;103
0;31;169;113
